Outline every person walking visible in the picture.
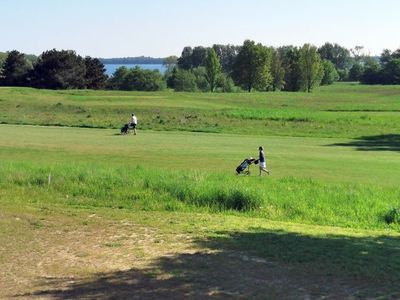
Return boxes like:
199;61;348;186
130;113;137;135
258;146;270;176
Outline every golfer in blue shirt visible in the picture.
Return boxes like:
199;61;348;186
258;146;270;176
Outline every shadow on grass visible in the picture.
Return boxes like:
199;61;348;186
328;134;400;152
23;228;400;299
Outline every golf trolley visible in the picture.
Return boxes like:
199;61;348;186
235;157;258;175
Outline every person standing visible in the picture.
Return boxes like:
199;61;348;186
258;146;270;176
130;113;138;135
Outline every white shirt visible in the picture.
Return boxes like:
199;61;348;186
131;115;137;124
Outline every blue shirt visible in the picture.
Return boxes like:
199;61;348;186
259;150;265;163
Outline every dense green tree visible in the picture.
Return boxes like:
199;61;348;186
278;46;301;91
173;69;197;92
163;56;178;72
382;59;400;84
318;42;351;71
32;49;86;89
0;50;32;86
192;67;209;92
108;66;130;89
177;47;193;70
360;49;400;85
321;59;339;85
205;48;221;92
299;44;324;92
212;44;240;74
232;40;272;92
360;58;381;84
166;66;178;89
271;49;285;91
108;66;165;91
125;67;165;91
84;57;107;89
348;63;364;81
191;46;208;68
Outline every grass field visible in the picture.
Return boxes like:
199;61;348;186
1;84;400;298
1;83;400;138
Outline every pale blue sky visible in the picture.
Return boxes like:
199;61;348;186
1;0;399;57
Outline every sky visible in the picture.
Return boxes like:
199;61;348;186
1;0;400;58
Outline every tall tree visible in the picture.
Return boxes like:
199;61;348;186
32;49;86;89
212;44;240;74
205;48;221;92
191;46;208;68
350;46;365;63
1;50;32;86
360;57;381;84
163;55;178;72
278;46;301;92
271;49;285;91
348;63;364;81
108;66;130;90
0;52;9;75
166;66;178;89
232;40;272;92
318;42;351;71
382;58;400;84
299;44;324;92
84;57;107;89
177;47;193;70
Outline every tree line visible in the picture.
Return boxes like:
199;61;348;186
0;49;107;89
359;49;400;84
1;42;400;92
166;42;400;92
165;41;341;92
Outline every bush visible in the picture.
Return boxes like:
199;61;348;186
192;67;210;92
108;66;165;91
383;208;400;224
174;69;197;92
321;59;339;85
217;73;239;92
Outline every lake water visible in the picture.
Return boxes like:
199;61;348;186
104;64;167;76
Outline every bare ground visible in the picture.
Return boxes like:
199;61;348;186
0;209;398;300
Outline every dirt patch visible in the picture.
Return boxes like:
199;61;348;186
1;210;398;299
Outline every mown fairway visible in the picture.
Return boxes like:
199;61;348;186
1;84;400;299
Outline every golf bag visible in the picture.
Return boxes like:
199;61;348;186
236;158;257;175
120;123;129;134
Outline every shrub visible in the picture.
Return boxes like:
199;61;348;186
174;69;197;92
217;73;239;92
108;66;165;91
383;208;400;224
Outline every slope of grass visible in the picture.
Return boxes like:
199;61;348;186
1;83;400;137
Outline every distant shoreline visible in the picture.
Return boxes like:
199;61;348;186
99;57;165;65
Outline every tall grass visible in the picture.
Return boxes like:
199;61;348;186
1;161;399;230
